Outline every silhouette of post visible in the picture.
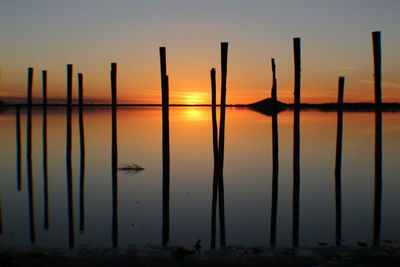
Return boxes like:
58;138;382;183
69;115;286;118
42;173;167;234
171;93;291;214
66;64;74;249
27;67;33;106
42;70;49;230
111;64;119;248
372;31;382;105
217;42;228;247
292;37;301;247
271;58;277;102
67;64;72;106
270;112;279;246
159;47;170;246
78;73;86;233
16;107;22;191
293;38;301;106
373;110;382;246
210;68;218;249
334;76;345;246
27;96;35;243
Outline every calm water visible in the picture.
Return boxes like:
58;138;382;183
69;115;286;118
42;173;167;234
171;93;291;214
0;106;399;249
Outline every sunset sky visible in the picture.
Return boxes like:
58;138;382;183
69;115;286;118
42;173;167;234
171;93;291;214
0;0;399;104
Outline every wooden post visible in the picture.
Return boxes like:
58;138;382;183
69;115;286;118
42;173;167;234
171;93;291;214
293;38;301;106
271;58;277;102
338;76;345;105
67;65;72;106
42;72;49;230
210;68;218;249
78;73;84;107
372;31;382;105
66;67;74;248
159;47;170;246
27;67;33;105
218;42;228;247
335;76;345;246
111;63;117;107
78;73;86;233
42;70;47;106
159;47;168;106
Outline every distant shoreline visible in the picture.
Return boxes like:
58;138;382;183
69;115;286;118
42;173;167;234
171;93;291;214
2;102;400;111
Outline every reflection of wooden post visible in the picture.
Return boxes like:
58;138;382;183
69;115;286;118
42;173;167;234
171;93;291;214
27;99;35;243
210;68;218;249
335;76;345;245
270;112;279;246
372;31;382;105
16;107;22;191
78;73;86;233
293;38;301;106
27;67;33;105
292;107;300;247
271;58;277;102
110;64;119;247
373;110;382;246
159;47;170;246
42;70;49;230
66;64;74;249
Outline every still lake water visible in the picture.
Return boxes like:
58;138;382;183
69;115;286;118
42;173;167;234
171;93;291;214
0;106;399;249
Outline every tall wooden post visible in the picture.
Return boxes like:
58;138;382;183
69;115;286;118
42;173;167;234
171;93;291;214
293;38;301;106
271;58;277;102
27;67;34;105
372;31;382;105
66;65;73;106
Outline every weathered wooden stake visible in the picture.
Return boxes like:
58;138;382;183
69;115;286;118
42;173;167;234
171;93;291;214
27;67;33;105
111;63;117;107
78;73;84;107
372;31;382;105
218;42;228;247
271;58;277;101
159;47;170;246
42;70;47;106
335;76;345;246
210;68;218;249
67;65;73;106
293;38;301;106
78;72;86;233
42;71;49;230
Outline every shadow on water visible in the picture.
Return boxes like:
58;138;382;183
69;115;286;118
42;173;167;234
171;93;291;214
373;110;382;246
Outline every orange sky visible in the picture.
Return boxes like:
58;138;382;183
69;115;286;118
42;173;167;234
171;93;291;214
1;1;400;105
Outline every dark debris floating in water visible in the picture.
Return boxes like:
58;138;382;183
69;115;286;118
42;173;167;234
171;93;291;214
118;163;145;174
